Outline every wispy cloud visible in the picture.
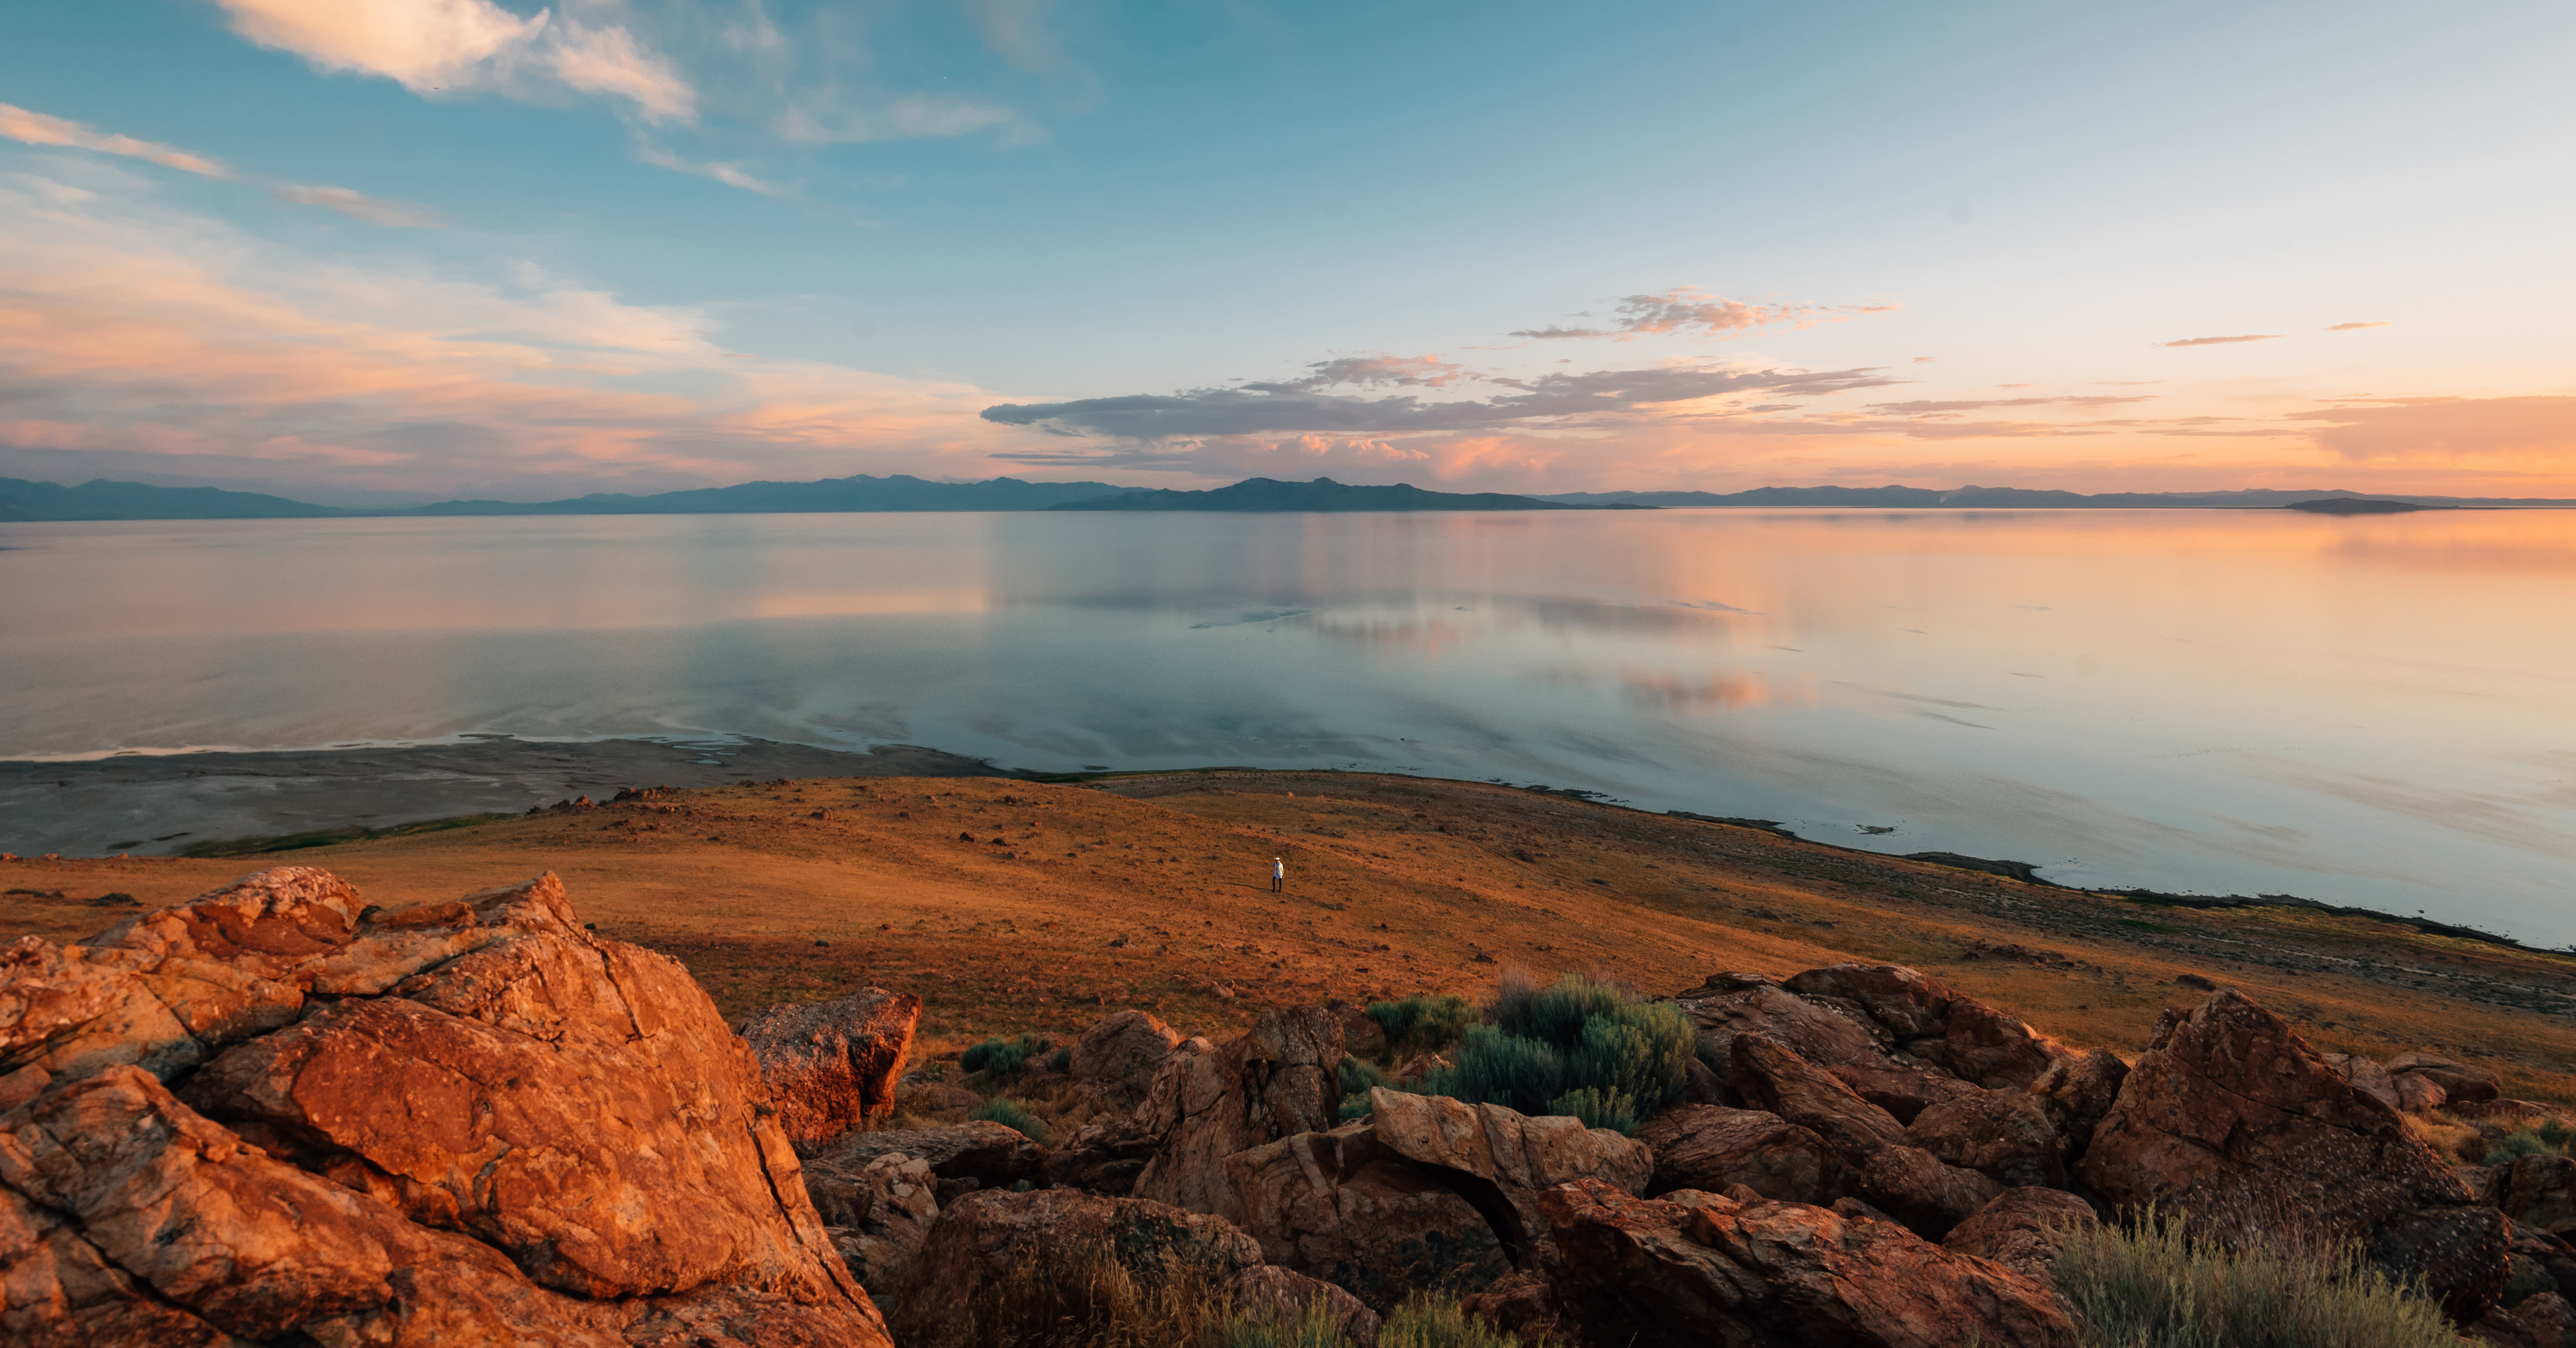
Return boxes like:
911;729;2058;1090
2325;321;2390;332
213;0;696;123
636;144;793;200
3;102;441;227
775;95;1023;145
1243;354;1472;393
1866;395;2157;414
1512;286;1898;341
2161;333;2280;347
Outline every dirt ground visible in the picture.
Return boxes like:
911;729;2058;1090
9;768;2574;1104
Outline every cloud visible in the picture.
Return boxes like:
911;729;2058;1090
1242;354;1471;393
4;102;443;228
213;0;694;123
2292;396;2576;462
1512;286;1898;341
1865;395;2157;414
0;103;230;177
636;144;792;199
268;183;445;226
2160;333;2281;347
2326;321;2391;332
775;95;1021;144
981;363;1899;439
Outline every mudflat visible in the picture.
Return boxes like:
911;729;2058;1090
7;768;2573;1106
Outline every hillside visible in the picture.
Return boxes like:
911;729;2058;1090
9;768;2572;1106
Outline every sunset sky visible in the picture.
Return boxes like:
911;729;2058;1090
4;0;2570;504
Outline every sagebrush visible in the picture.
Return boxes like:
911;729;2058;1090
2052;1210;2458;1348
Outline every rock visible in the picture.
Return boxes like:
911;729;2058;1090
2027;1048;2129;1160
2075;987;2505;1323
1460;1279;1561;1337
1227;1266;1382;1345
2506;1225;2576;1308
0;868;891;1346
1828;1063;1983;1124
1635;1105;1845;1204
1678;979;1894;1099
1224;1089;1649;1307
2488;1157;2576;1239
735;988;920;1147
2390;1051;2504;1104
1540;1178;2078;1348
1940;996;2074;1090
1905;1088;2068;1189
1045;1116;1162;1195
2397;1073;2451;1114
1729;1033;1909;1162
1942;1188;2098;1279
1070;1009;1181;1114
1857;1145;2008;1241
2370;1204;2514;1324
1133;1006;1342;1223
804;1121;1046;1193
1782;964;1956;1040
1681;1055;1726;1105
813;1153;939;1298
1329;999;1388;1060
2474;1291;2576;1348
898;1188;1261;1310
2322;1051;2403;1111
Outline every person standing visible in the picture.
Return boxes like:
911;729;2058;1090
1271;857;1285;893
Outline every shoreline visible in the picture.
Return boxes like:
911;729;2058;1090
5;737;2556;957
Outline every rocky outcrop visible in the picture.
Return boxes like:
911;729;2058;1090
1728;1034;1908;1160
809;1153;939;1297
2322;1051;2403;1111
1938;997;2075;1091
1828;1063;1982;1125
898;1187;1261;1308
2026;1048;2128;1161
1071;1009;1183;1114
1678;975;1893;1098
1224;1088;1649;1310
1540;1178;2078;1348
2390;1051;2504;1105
1229;1266;1383;1345
1856;1145;2007;1240
1942;1188;2098;1279
1637;1105;1844;1204
2487;1156;2576;1239
1905;1088;2068;1190
803;1120;1047;1195
0;867;890;1347
1045;1116;1162;1195
1133;1006;1342;1223
736;988;920;1147
2076;986;2509;1322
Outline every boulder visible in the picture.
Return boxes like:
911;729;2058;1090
2397;1073;2450;1114
804;1121;1046;1194
735;988;920;1147
1133;1006;1342;1223
898;1187;1261;1311
2075;987;2506;1322
2390;1051;2504;1104
1905;1088;2068;1189
1781;964;1957;1040
1939;996;2074;1091
1045;1116;1163;1195
811;1153;939;1298
1636;1105;1845;1204
1828;1063;1983;1124
1942;1188;2098;1279
1070;1009;1182;1114
0;868;891;1347
2027;1048;2128;1160
2472;1291;2576;1348
1228;1266;1382;1345
2321;1051;2403;1111
1540;1178;2077;1348
1677;977;1894;1099
2369;1204;2514;1324
1856;1145;2008;1241
1224;1089;1649;1308
2488;1156;2576;1239
1729;1033;1909;1161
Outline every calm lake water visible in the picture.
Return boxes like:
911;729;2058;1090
5;509;2573;944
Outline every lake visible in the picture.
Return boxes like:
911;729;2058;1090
5;508;2572;945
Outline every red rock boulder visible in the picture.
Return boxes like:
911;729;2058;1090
736;988;920;1147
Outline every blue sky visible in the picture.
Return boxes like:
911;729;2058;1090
2;0;2569;502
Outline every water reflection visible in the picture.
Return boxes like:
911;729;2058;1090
3;508;2573;943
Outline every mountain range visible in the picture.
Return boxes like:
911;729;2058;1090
5;473;2571;522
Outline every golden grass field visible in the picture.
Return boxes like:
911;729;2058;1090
9;769;2574;1106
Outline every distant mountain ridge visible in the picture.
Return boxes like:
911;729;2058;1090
6;473;2572;522
1044;477;1647;512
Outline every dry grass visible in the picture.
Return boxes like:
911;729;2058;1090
2053;1211;2458;1348
8;769;2576;1106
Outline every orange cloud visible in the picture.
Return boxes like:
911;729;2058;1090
2161;333;2280;347
0;103;228;177
214;0;695;123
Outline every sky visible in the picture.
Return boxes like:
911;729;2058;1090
2;0;2571;504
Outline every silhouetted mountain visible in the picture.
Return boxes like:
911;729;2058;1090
1045;477;1651;512
0;477;349;523
1537;486;2576;508
2284;498;2443;514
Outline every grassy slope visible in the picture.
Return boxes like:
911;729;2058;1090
8;769;2574;1104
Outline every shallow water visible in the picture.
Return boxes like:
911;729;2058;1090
5;509;2572;943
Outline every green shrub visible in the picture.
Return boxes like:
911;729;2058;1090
1368;994;1476;1059
1547;1085;1642;1134
1378;1294;1521;1348
1420;974;1691;1134
971;1098;1050;1145
1050;1046;1074;1073
1337;1055;1394;1121
2053;1210;2458;1348
2541;1120;2575;1151
2489;1129;2554;1162
963;1033;1050;1079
